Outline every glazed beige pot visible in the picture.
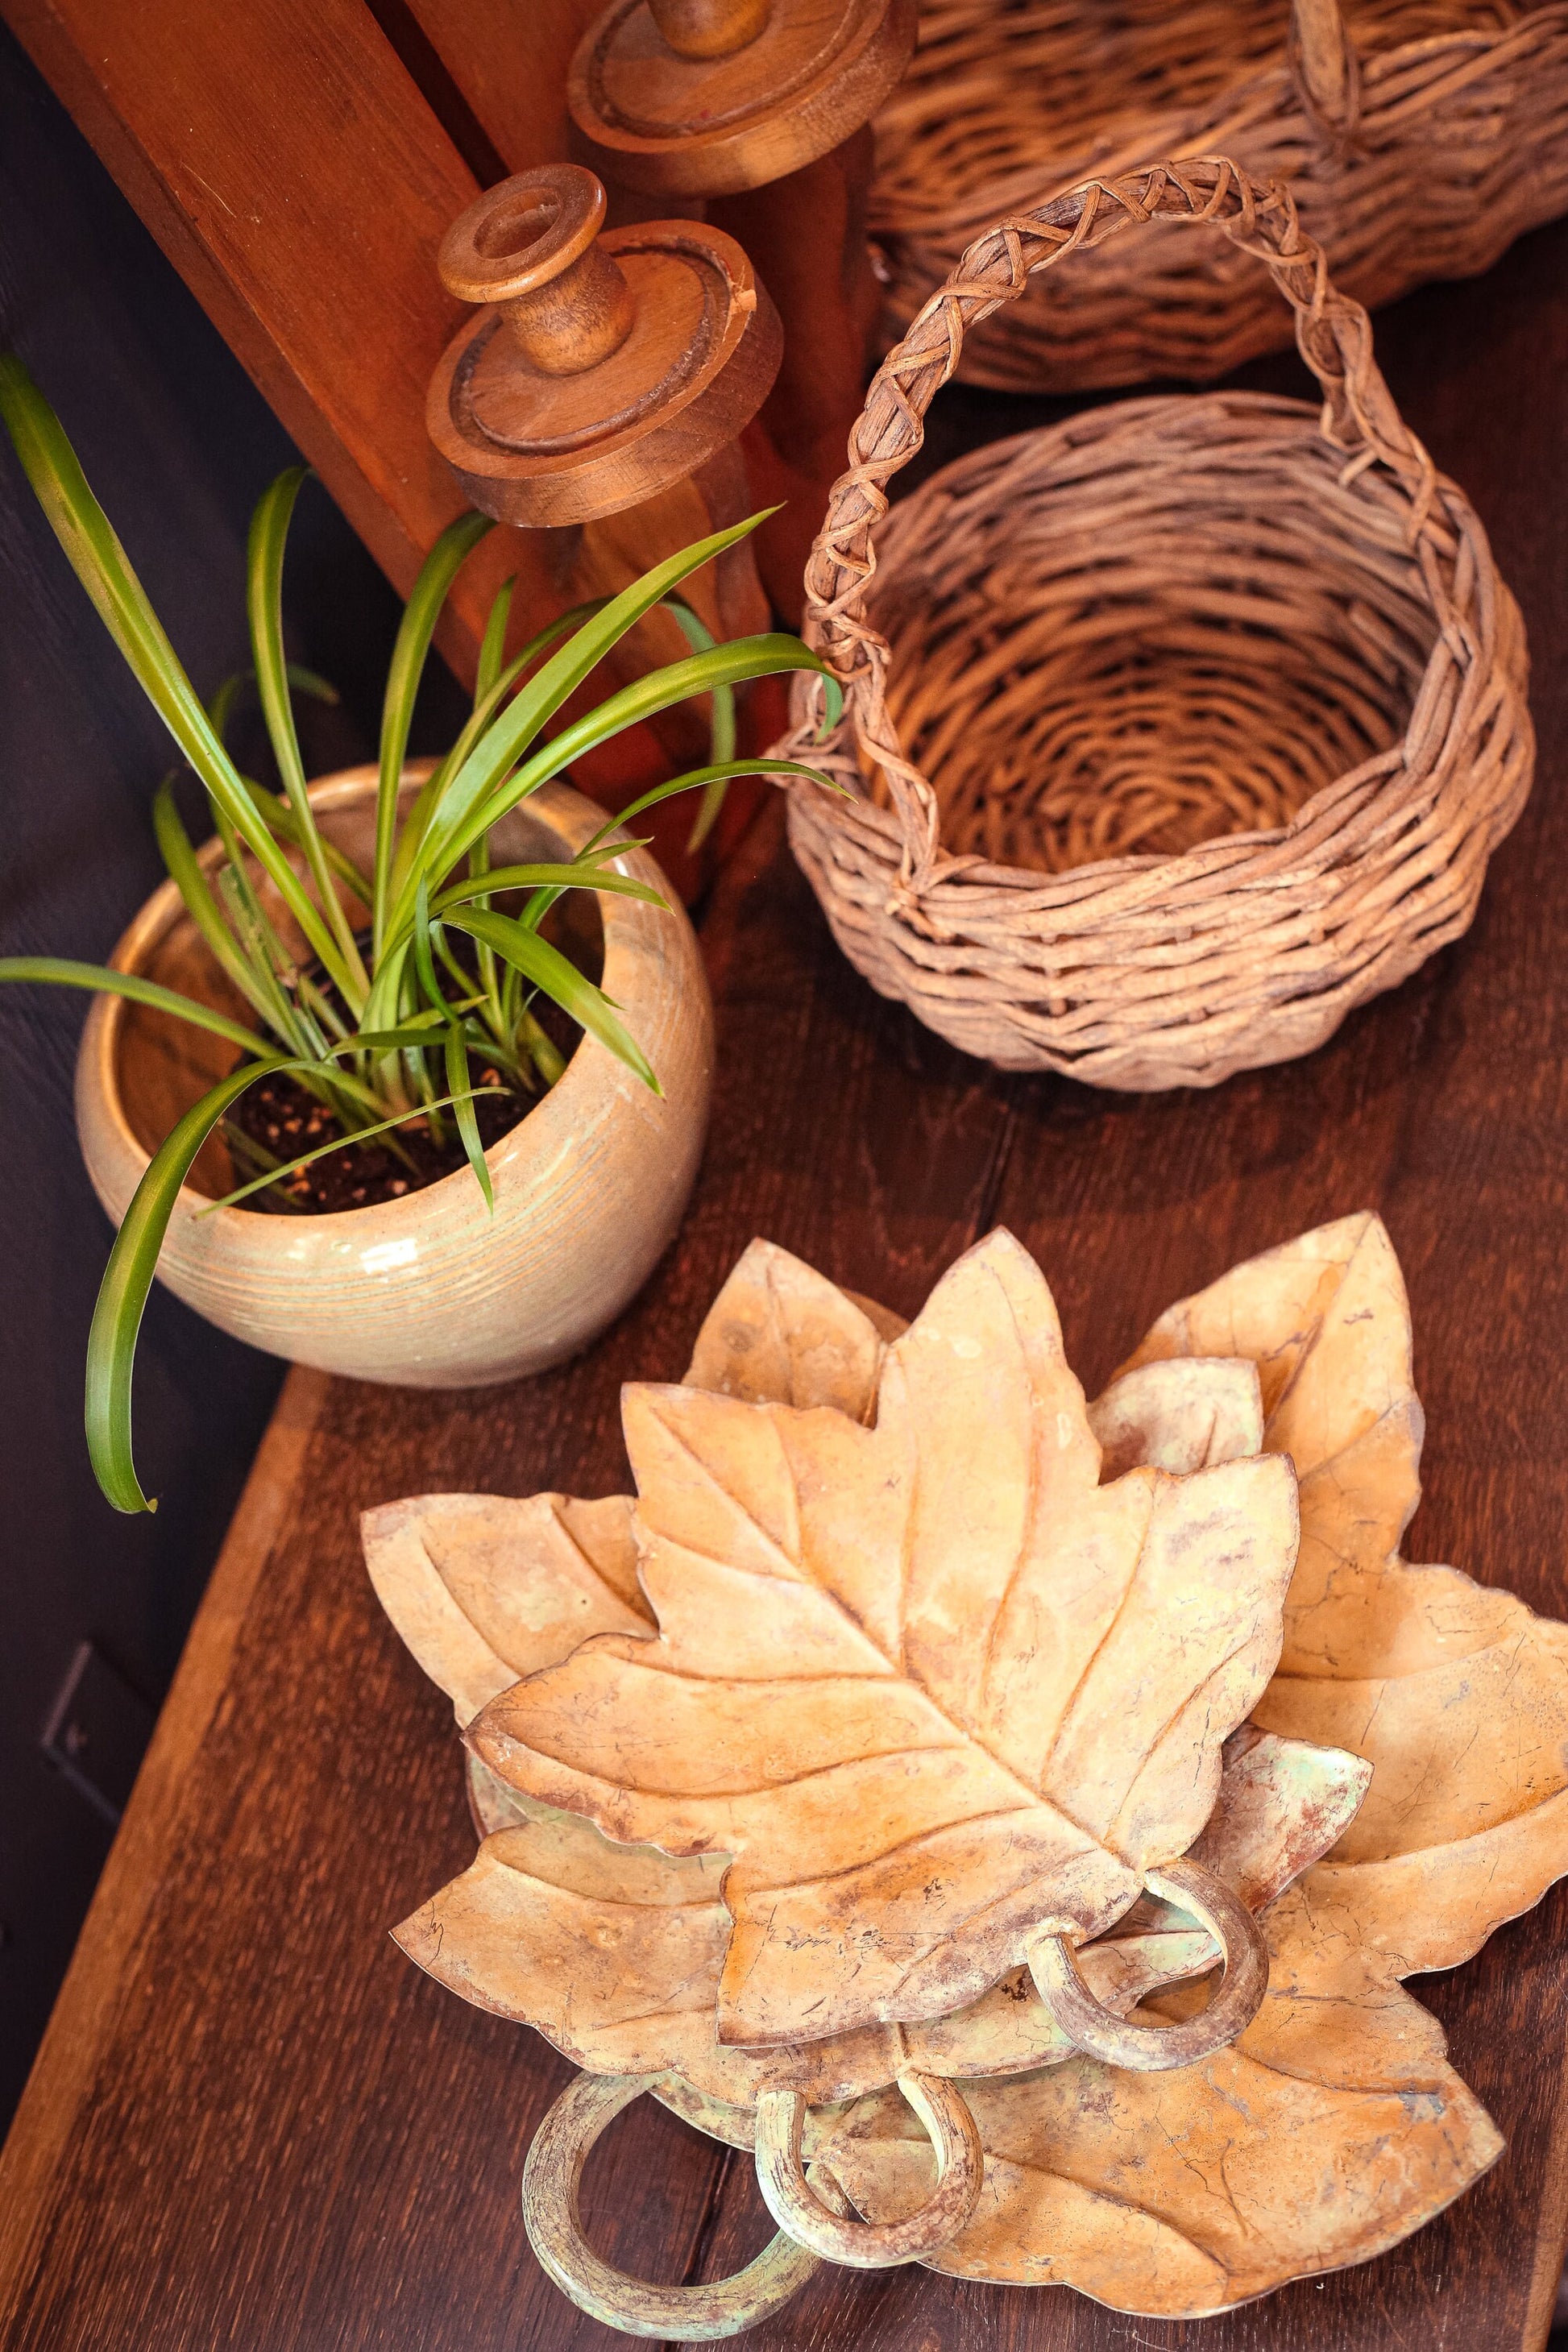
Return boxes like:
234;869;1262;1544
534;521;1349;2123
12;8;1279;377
74;765;713;1387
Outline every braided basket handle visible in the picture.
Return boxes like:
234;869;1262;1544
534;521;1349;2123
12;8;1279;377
798;159;1437;888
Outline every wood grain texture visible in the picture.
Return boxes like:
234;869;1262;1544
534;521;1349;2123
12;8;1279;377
714;127;885;623
401;0;602;184
0;1365;331;2323
2;218;1566;2351
566;0;914;199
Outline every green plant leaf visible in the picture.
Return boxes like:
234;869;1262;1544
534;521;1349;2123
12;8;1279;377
517;1004;565;1088
520;758;840;934
412;876;446;1016
662;597;736;849
202;663;370;903
247;467;367;1002
444;1018;494;1212
386;603;601;909
0;357;352;989
296;969;351;1043
85;1053;291;1512
438;636;836;881
212;811;319;1058
151;776;284;1031
155;764;367;1059
239;778;371;905
587;757;845;850
333;1018;471;1052
208;660;338;747
445;907;659;1093
0;955;272;1056
390;518;776;936
432;861;666;915
246;469;314;807
385;662;526;910
359;933;414;1051
465;592;516;1037
375;508;494;948
475;576;515;705
466;830;500;1034
409;874;458;1124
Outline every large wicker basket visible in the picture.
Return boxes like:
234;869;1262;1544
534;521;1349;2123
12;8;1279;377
782;161;1533;1090
870;0;1568;391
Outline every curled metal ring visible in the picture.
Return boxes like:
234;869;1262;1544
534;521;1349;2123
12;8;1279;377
1028;1856;1269;2072
754;2068;983;2267
523;2072;822;2337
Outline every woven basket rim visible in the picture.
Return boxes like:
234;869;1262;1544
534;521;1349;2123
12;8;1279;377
798;383;1460;901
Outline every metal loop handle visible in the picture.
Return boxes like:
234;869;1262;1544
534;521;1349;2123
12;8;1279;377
523;2072;823;2338
754;2068;983;2268
1027;1856;1269;2072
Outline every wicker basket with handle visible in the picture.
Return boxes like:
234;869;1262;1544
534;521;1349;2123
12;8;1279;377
780;160;1533;1089
869;0;1568;392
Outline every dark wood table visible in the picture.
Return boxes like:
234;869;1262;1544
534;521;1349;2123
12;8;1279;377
4;218;1568;2352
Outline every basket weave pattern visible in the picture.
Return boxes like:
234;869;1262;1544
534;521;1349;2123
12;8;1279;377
781;160;1533;1089
870;0;1568;391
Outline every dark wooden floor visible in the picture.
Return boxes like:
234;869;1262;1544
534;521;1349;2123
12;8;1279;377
2;211;1567;2350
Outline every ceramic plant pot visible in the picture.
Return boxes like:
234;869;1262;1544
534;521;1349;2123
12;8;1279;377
74;765;713;1387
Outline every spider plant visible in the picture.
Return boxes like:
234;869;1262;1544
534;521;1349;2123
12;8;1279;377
0;357;840;1516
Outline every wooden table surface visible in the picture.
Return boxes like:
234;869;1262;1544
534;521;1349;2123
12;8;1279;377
3;216;1568;2352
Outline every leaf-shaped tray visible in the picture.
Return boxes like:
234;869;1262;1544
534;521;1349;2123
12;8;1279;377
366;1217;1568;2332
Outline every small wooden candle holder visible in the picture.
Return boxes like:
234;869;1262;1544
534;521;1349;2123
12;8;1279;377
427;161;782;657
567;0;916;620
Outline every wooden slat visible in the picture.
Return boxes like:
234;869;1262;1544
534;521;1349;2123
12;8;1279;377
398;0;599;181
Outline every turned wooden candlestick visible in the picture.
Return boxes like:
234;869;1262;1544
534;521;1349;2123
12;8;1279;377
567;0;916;620
429;164;780;538
428;163;784;823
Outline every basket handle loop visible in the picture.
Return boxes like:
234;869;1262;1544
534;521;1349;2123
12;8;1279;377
522;2072;823;2337
1290;0;1361;143
797;158;1436;893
